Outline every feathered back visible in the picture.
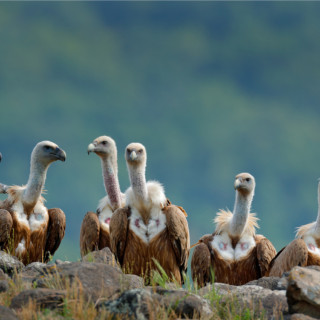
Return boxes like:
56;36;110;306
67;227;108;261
296;222;316;238
214;209;259;236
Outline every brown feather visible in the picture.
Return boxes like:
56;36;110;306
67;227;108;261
191;235;212;288
269;239;310;277
163;204;190;275
191;233;276;287
109;207;130;265
0;209;13;244
44;208;66;263
80;212;100;257
110;203;190;285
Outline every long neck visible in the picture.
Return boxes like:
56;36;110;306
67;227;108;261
22;160;48;212
229;191;253;237
129;163;148;205
315;183;320;234
101;156;122;211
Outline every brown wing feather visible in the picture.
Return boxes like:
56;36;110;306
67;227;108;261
255;234;277;277
163;204;190;277
80;211;100;257
191;240;212;288
44;208;66;262
109;207;130;265
0;209;13;245
269;239;308;277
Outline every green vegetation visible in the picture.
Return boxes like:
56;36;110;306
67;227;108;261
0;2;320;267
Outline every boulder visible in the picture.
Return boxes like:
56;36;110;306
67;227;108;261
0;279;9;292
81;247;120;269
287;266;320;318
199;282;288;318
97;287;212;319
246;276;287;290
0;251;24;276
10;288;66;310
32;261;144;302
0;305;18;320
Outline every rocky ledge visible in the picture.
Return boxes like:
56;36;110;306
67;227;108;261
0;249;319;319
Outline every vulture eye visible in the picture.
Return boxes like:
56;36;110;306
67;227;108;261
245;178;251;182
101;141;108;146
138;149;143;153
44;146;52;151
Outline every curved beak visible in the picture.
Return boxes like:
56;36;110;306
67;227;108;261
55;148;66;162
130;150;137;161
234;178;241;190
87;143;95;155
0;153;2;162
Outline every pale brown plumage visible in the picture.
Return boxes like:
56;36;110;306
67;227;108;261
269;181;320;276
110;200;189;284
0;141;66;264
110;143;190;284
80;136;125;257
191;173;276;287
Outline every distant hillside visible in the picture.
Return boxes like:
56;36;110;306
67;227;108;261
0;2;320;261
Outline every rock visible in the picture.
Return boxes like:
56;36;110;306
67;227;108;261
22;262;47;278
55;259;71;265
287;266;320;318
0;251;24;275
81;247;120;269
10;288;66;310
0;280;9;292
290;314;319;320
199;283;288;318
32;261;144;302
97;288;153;320
97;287;212;319
246;276;287;290
0;268;9;280
154;287;212;318
0;305;18;320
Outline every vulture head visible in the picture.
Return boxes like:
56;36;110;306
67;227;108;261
33;141;66;166
87;136;117;159
234;172;255;196
125;143;146;168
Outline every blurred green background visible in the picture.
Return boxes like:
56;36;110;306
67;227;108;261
0;2;320;264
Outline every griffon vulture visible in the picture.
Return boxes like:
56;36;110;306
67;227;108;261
191;173;276;287
0;141;66;264
269;180;320;276
80;136;125;257
110;143;190;284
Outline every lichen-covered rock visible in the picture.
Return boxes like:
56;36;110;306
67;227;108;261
0;279;9;292
10;288;66;310
199;283;288;318
0;251;24;276
81;247;120;269
246;276;286;290
97;287;212;319
31;261;144;302
290;313;319;320
0;305;18;320
287;266;320;318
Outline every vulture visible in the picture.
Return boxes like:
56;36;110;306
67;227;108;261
110;143;190;284
269;180;320;276
0;141;66;264
80;136;125;257
191;173;276;287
